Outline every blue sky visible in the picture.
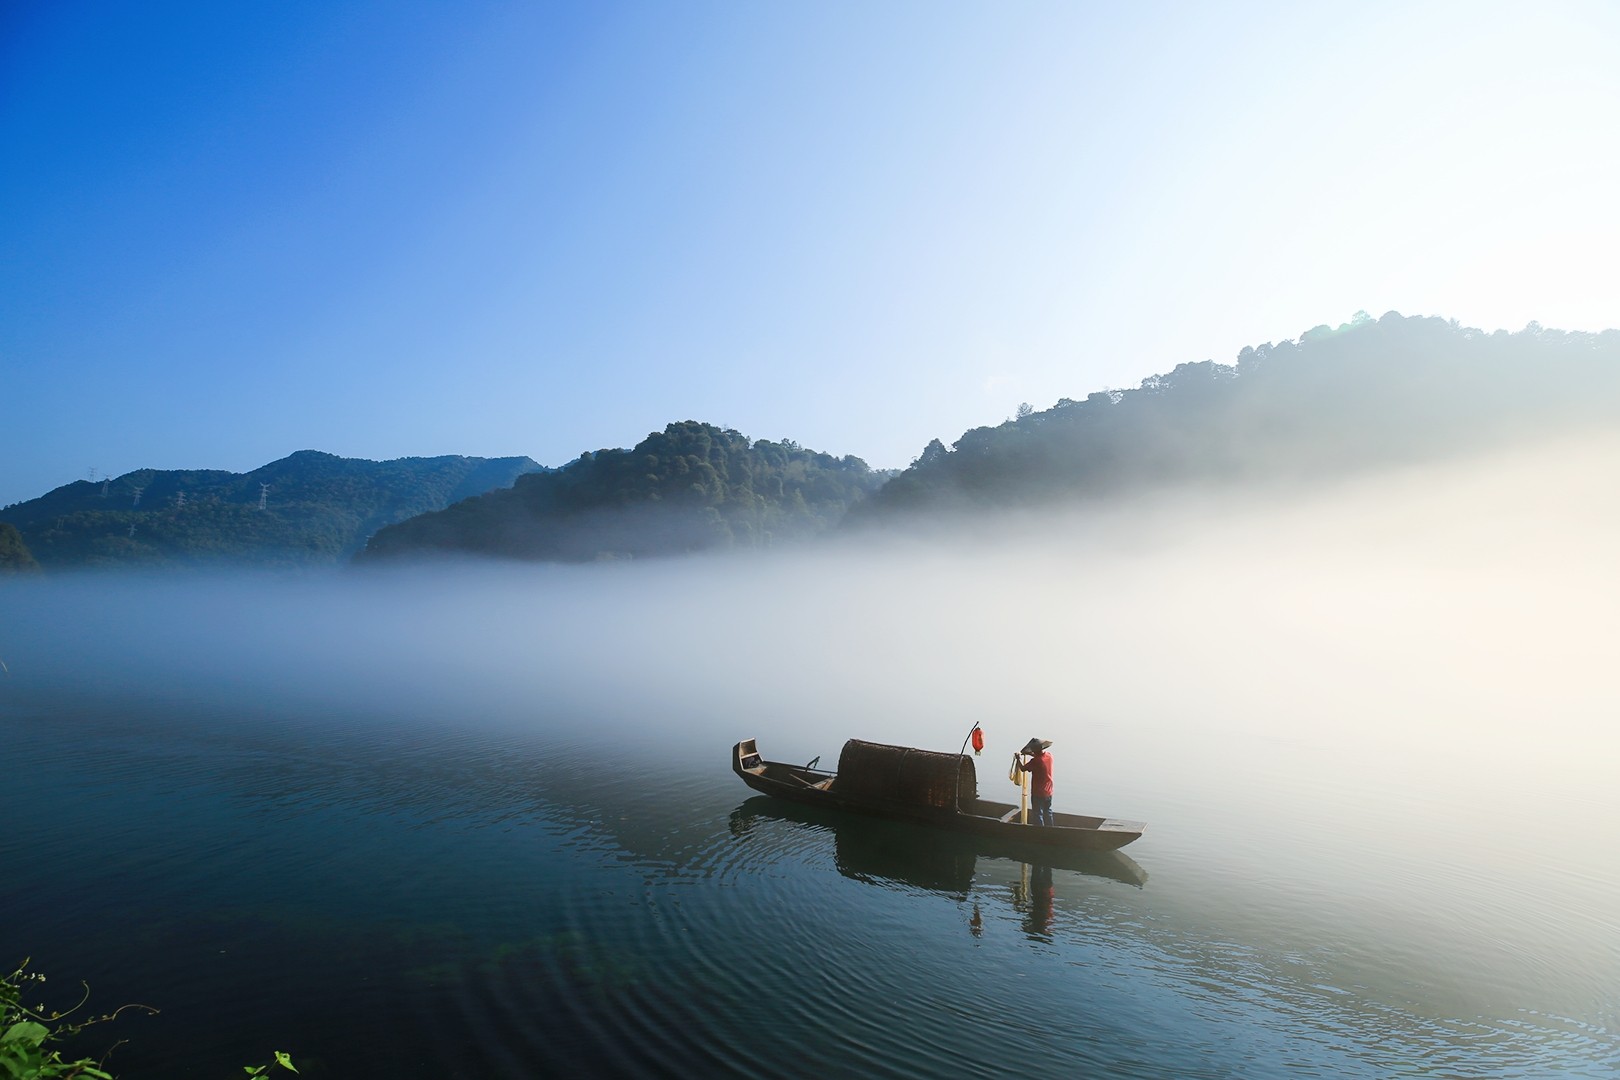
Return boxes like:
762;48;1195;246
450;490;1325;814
4;0;1618;507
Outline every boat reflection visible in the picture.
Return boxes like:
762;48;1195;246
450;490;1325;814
728;795;1148;893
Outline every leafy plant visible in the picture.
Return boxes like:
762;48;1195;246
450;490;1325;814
243;1051;298;1077
1;960;294;1080
1;958;141;1080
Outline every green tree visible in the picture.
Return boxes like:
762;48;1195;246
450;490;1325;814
0;524;39;574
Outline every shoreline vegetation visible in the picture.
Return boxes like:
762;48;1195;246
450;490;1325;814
4;312;1616;574
1;958;295;1080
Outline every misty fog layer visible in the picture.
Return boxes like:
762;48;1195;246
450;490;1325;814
5;432;1616;1019
7;432;1615;770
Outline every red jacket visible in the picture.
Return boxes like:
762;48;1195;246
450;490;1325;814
1022;751;1054;798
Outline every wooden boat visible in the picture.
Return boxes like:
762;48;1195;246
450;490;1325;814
730;795;1150;888
733;737;1145;852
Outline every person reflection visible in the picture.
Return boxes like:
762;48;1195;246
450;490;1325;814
1012;862;1055;940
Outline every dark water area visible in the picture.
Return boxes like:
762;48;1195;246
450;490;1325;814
5;685;1616;1079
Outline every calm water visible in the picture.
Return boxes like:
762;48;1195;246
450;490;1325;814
5;466;1619;1079
4;684;1615;1079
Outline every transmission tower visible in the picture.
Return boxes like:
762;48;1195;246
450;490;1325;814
175;491;186;509
258;483;270;511
132;486;144;507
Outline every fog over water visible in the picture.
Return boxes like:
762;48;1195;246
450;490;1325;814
5;432;1618;1075
11;433;1613;749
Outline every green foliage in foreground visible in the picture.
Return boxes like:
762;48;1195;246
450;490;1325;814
243;1052;298;1078
2;958;129;1079
1;960;295;1080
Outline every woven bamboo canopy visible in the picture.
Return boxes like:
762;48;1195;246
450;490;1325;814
835;739;978;810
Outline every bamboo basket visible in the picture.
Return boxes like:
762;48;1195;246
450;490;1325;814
835;739;977;810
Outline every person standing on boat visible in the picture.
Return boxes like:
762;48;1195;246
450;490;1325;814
1017;738;1055;826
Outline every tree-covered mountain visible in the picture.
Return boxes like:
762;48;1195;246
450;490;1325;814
0;451;542;570
359;421;888;563
0;522;40;574
12;313;1614;571
851;313;1620;523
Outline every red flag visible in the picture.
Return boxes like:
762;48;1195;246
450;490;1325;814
971;727;984;754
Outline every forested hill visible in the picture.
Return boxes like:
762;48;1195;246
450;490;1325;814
851;313;1620;522
0;523;40;574
0;451;542;570
359;421;888;563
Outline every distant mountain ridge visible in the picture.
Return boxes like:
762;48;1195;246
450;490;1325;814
1;451;543;570
9;313;1615;571
360;421;889;563
851;312;1620;523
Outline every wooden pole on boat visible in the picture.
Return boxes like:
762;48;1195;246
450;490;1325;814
954;722;982;813
1020;763;1029;825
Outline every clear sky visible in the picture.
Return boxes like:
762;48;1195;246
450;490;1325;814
4;0;1618;507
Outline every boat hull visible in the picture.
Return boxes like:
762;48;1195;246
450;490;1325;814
733;739;1145;853
730;795;1150;888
